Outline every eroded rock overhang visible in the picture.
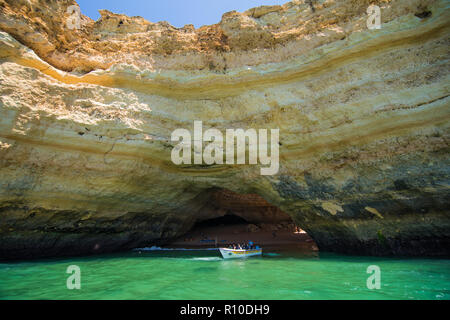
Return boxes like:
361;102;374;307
0;0;449;259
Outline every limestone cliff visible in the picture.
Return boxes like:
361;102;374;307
0;0;449;259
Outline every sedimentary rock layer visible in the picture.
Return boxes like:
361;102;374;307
0;0;449;259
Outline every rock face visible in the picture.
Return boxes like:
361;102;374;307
0;0;449;260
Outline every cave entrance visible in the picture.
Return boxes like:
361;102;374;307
194;213;249;228
171;189;318;252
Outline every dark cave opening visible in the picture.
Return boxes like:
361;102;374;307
170;189;318;251
194;213;249;228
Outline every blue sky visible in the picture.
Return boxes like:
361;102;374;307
76;0;287;28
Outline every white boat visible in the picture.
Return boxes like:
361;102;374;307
219;247;262;259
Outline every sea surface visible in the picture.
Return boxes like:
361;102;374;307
1;247;449;300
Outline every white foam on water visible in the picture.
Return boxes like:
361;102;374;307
190;257;223;261
133;246;218;252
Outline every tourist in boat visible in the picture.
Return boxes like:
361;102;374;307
219;244;263;259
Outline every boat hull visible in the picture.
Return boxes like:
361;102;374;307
219;248;262;259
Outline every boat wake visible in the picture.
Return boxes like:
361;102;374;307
190;257;223;261
133;246;218;252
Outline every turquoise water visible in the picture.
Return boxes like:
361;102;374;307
0;248;449;300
